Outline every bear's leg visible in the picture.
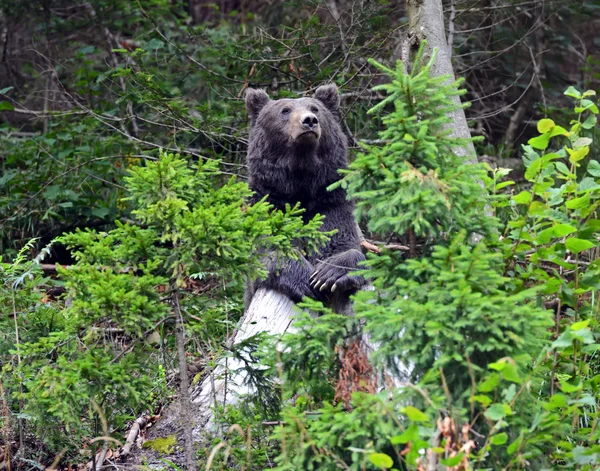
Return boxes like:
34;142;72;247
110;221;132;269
249;255;316;304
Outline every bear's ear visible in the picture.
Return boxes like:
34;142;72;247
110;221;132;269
245;88;270;124
314;84;341;120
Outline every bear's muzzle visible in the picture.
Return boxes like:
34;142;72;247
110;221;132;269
289;109;321;143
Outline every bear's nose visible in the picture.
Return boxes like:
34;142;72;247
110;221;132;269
301;113;319;129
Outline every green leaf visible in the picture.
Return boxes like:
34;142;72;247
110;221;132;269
552;224;578;238
479;374;499;392
0;101;14;111
587;160;600;177
571;320;590;331
440;454;463;467
549;125;569;137
528;201;547;215
507;435;522;455
528;133;550;150
0;86;13;94
390;424;419;444
495;180;515;191
471;395;492;407
564;86;582;99
559;380;582;393
565;238;595;254
566;194;590;209
403;406;429;423
485;403;510;421
524;158;542;181
543;393;567;410
582;115;597;129
513;191;532;204
555;161;574;176
91;207;110;218
368;453;393;468
491;433;508;445
484;405;504;421
568;146;589;164
501;363;522;384
537;118;555;133
581;99;599;114
574;137;593;149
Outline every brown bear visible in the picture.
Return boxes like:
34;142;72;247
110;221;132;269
244;84;365;307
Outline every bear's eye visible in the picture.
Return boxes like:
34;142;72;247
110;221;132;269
282;107;291;115
310;106;319;113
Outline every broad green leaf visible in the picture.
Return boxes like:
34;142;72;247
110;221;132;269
565;238;595;254
507;435;523;455
559;380;582;393
578;176;600;192
581;99;599;114
368;453;393;468
471;395;492;407
0;101;14;111
568;146;589;164
390;424;419;444
403;406;429;422
574;137;593;149
536;226;555;244
491;433;508;446
528;133;550;150
528;201;547;215
564;86;582;99
582;115;597;129
485;403;509;421
537;118;555;133
495;180;515;191
501;363;522;384
566;194;590;209
587;160;600;177
549;125;569;137
543;393;567;410
513;191;532;204
440;454;463;467
555;161;574;176
552;224;577;237
479;373;499;392
524;158;542;181
571;320;590;331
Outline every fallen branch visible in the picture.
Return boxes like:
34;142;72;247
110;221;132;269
120;416;150;458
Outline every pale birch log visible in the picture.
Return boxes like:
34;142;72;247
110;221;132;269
191;288;296;432
190;286;412;434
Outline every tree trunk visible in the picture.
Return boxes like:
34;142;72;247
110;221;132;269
406;0;477;163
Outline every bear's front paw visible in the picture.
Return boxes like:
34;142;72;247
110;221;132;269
309;253;365;294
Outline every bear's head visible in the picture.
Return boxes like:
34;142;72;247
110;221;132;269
245;84;347;197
